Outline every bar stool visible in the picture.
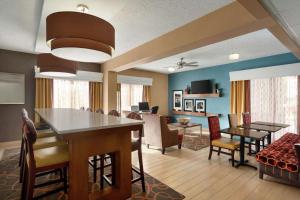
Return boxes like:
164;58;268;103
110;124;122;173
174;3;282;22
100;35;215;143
95;108;104;114
21;118;69;200
19;109;66;183
95;112;146;192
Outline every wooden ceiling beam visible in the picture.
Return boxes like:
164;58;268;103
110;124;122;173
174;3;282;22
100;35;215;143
102;1;275;72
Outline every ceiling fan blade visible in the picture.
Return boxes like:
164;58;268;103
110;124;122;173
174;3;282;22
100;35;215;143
184;64;199;67
184;62;198;65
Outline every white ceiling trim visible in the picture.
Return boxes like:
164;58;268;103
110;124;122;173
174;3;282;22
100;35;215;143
229;62;300;81
117;75;152;86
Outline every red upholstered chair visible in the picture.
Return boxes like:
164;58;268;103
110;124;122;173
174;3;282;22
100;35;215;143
208;116;239;167
242;112;251;125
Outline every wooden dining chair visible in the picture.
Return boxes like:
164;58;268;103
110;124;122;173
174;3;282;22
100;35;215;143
208;116;239;167
21;118;69;200
242;112;251;125
80;107;85;110
19;109;65;183
242;112;266;149
95;108;104;114
228;114;254;155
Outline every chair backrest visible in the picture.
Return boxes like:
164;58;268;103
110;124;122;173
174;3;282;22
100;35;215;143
142;113;162;147
228;114;238;128
242;112;251;125
23;118;38;169
95;108;104;114
86;107;92;112
151;106;159;114
208;116;221;141
127;112;143;139
108;110;120;117
21;108;29;125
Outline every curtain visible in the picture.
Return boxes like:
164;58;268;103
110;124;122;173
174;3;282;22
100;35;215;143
142;85;151;105
35;78;53;122
120;84;143;111
89;82;103;112
35;78;53;108
230;80;250;124
53;79;89;109
251;76;298;139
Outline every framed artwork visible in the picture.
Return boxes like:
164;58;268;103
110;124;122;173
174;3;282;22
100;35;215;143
184;99;194;112
195;99;206;112
173;90;183;111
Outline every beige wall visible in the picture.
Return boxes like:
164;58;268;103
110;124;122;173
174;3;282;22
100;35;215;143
118;69;168;115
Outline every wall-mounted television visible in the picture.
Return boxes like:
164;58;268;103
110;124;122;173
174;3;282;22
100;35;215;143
191;80;212;94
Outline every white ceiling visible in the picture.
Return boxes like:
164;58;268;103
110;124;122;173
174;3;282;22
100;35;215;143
262;0;300;47
0;0;233;61
136;29;289;74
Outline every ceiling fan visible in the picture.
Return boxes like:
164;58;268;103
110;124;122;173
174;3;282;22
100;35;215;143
167;57;199;72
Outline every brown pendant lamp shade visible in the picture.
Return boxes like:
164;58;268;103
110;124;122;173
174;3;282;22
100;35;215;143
37;53;78;77
46;11;115;63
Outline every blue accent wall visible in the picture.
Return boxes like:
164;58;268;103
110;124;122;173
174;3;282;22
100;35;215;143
168;53;299;129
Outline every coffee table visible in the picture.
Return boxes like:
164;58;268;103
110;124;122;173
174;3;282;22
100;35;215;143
169;123;202;135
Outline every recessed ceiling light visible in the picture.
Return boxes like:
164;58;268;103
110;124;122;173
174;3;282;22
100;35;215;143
168;67;175;72
77;4;89;13
229;53;240;60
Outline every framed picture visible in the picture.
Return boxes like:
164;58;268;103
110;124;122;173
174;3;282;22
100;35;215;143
184;99;194;112
173;90;183;111
195;99;206;112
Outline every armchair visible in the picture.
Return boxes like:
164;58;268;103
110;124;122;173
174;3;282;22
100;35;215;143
142;113;183;154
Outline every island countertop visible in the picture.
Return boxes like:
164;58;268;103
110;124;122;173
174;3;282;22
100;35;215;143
35;108;144;134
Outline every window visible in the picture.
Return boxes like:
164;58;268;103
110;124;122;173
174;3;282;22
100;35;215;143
250;76;298;139
53;79;89;109
120;84;143;111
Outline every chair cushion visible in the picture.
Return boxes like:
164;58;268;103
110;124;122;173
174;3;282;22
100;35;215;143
33;136;66;150
31;145;69;168
212;137;240;150
37;129;56;138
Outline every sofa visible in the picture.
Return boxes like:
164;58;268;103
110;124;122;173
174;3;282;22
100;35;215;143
256;133;300;186
142;113;183;154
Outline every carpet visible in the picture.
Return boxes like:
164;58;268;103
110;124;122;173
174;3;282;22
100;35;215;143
182;133;209;151
0;148;185;200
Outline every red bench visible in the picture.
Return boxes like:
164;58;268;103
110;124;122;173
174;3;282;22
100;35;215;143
256;133;300;186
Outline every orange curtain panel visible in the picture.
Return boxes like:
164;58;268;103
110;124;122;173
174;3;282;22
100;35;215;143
230;80;250;124
142;85;151;105
35;78;53;108
89;82;103;112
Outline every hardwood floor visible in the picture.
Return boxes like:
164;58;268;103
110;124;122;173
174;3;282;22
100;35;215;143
1;140;299;200
132;145;300;200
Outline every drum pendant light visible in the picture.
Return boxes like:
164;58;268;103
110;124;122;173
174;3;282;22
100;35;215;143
37;53;78;77
46;11;115;63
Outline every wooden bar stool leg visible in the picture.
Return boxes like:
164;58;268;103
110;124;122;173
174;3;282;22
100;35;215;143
93;156;97;183
21;163;28;200
63;167;68;193
19;148;25;183
100;155;104;189
138;147;146;192
19;138;24;167
231;150;235;167
25;168;35;200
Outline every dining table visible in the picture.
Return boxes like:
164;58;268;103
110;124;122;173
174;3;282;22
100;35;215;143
221;127;269;169
240;123;283;145
35;108;144;200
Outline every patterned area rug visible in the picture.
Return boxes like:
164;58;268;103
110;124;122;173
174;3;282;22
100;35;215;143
182;134;209;151
0;148;185;200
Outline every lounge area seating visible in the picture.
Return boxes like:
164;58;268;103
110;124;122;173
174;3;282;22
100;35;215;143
256;133;300;186
143;113;183;154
